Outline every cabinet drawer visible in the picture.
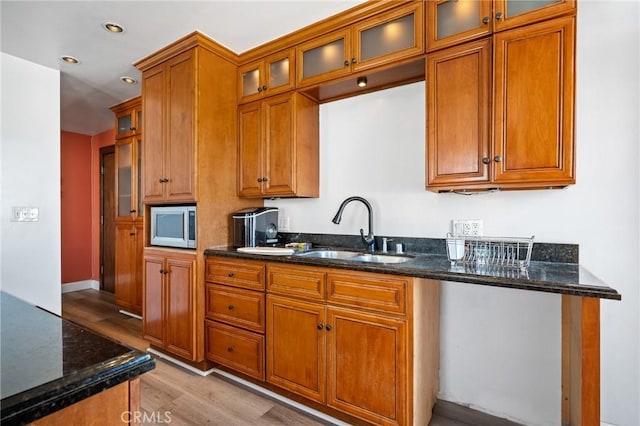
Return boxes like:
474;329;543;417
206;320;265;381
206;284;265;333
206;257;265;290
327;271;409;315
267;263;326;300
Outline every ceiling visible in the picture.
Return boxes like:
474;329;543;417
0;0;366;136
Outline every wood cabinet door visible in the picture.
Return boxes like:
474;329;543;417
142;253;165;346
426;38;491;189
426;0;492;52
164;255;196;360
165;50;196;202
133;222;144;313
115;223;135;310
263;93;296;197
493;17;575;185
263;49;295;97
296;29;351;87
494;0;576;32
266;295;326;404
238;60;265;104
326;306;407;426
238;101;264;197
352;2;424;71
141;64;165;203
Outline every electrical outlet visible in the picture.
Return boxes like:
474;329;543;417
11;207;39;222
452;219;483;236
278;216;290;232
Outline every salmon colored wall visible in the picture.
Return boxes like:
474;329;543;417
61;131;92;283
91;129;115;281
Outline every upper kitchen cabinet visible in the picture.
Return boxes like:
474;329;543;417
112;97;142;139
426;16;576;192
115;137;143;220
140;50;195;204
238;92;319;198
297;2;423;88
427;0;575;51
238;49;295;104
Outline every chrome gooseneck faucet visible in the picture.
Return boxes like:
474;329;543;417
331;196;375;252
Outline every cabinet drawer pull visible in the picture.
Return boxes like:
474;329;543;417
159;178;169;183
317;323;324;330
129;232;135;236
227;272;234;278
227;304;234;310
226;346;233;352
326;324;332;331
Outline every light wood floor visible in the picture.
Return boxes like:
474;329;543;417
62;289;521;426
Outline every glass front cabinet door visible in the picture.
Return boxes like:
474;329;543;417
116;137;143;220
115;104;142;139
238;49;295;103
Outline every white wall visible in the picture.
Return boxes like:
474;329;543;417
1;53;61;315
267;2;640;424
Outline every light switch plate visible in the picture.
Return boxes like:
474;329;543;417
278;215;290;232
11;207;39;222
452;219;483;236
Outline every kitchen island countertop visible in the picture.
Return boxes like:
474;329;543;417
0;292;155;425
204;246;621;300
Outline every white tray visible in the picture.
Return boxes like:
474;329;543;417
237;247;294;256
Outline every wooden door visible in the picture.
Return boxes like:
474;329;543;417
266;295;326;403
494;0;576;32
263;94;295;197
100;146;116;293
142;253;165;346
493;17;575;185
238;101;264;197
296;29;351;87
164;255;196;360
426;38;491;189
326;306;407;425
426;0;492;51
166;50;195;202
133;222;144;313
141;64;165;203
115;223;135;309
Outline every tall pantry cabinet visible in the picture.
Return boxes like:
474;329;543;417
110;97;144;315
134;32;256;364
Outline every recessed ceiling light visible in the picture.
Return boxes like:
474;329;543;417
121;76;137;85
103;22;124;33
61;56;80;64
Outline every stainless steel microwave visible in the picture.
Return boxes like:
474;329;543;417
150;205;196;249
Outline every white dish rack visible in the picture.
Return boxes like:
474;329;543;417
446;234;534;270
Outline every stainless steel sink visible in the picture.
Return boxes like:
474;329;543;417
352;254;412;264
296;250;361;260
296;250;412;264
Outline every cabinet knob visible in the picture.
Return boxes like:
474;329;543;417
343;60;350;67
226;346;233;352
227;304;234;310
494;156;502;162
495;12;503;20
351;57;356;64
129;232;135;236
482;16;490;24
130;127;136;131
326;324;332;331
257;177;263;182
262;85;267;91
482;157;491;164
130;209;136;213
317;323;324;330
159;269;165;274
159;178;169;183
227;272;234;277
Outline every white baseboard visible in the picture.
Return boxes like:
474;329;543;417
61;280;100;293
147;348;215;377
119;309;142;320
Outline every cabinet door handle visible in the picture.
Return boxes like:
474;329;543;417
343;60;350;67
351;57;356;64
159;269;165;274
494;156;502;163
262;85;267;91
317;323;324;330
130;209;136;213
495;12;503;20
227;304;234;310
262;177;268;182
326;324;332;331
159;178;169;183
257;86;263;93
129;232;135;236
482;157;491;164
227;272;234;278
227;346;233;352
130;127;136;131
482;16;490;24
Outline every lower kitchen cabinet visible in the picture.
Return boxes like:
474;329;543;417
115;221;143;314
143;248;197;361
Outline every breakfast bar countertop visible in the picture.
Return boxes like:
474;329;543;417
0;292;156;425
204;245;621;301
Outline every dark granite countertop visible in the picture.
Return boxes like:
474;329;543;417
0;292;155;425
205;235;621;301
